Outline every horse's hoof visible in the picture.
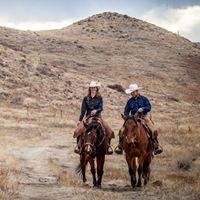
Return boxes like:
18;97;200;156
83;178;87;183
93;184;101;189
131;181;136;188
136;182;142;187
131;184;136;188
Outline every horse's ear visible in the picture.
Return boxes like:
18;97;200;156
83;121;88;128
121;114;126;120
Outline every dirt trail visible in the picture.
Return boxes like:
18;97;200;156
2;129;195;200
9;132;73;199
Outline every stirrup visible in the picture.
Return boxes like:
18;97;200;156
107;146;113;155
114;146;123;154
154;146;163;155
74;146;80;154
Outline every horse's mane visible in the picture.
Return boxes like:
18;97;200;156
84;120;104;143
124;116;138;126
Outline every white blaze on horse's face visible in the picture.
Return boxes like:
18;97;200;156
126;134;136;144
88;131;91;135
86;145;92;154
129;135;136;143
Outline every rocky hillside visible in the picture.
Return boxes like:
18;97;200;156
0;12;199;119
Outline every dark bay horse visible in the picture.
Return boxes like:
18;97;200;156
76;117;108;187
121;113;153;187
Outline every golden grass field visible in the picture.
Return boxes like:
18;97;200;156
0;103;199;200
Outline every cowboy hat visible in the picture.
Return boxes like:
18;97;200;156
89;81;101;88
125;83;142;94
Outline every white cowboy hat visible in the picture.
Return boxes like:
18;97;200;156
125;83;142;94
89;81;101;88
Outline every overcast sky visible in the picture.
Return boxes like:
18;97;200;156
0;0;199;41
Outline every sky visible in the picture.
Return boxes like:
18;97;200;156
0;0;200;41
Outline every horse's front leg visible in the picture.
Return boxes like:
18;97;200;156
96;154;105;187
137;156;145;187
126;154;137;188
143;153;152;186
89;158;97;187
80;156;87;183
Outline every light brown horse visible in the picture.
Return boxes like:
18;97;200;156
76;117;108;187
121;113;153;187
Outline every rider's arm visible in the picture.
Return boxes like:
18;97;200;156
124;100;130;116
96;96;103;114
79;97;87;121
142;96;151;113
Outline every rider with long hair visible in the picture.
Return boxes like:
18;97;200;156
74;81;114;154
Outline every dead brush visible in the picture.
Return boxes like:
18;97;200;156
176;151;199;171
107;84;124;93
177;160;191;171
0;168;21;199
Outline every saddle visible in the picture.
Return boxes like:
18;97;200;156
139;119;154;153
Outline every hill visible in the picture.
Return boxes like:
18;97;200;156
0;12;199;199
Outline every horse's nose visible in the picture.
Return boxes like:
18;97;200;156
126;136;135;145
126;136;132;144
128;143;132;147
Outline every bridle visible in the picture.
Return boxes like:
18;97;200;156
81;122;105;155
123;117;140;145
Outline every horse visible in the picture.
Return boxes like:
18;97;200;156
76;116;108;187
121;113;153;187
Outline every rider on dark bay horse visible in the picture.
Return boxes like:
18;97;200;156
74;81;114;155
76;119;107;187
115;83;163;155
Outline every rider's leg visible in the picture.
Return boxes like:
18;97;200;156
143;116;163;155
99;118;114;155
115;126;124;154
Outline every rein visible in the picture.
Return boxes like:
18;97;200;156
123;116;138;127
123;117;141;144
81;122;105;155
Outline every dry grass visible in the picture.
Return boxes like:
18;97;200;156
0;101;199;199
0;168;21;199
153;124;200;199
48;157;84;188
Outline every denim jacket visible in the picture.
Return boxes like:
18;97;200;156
124;95;151;116
79;95;103;121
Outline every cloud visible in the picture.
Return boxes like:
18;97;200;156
142;5;200;41
0;19;75;30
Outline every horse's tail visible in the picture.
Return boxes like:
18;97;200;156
75;159;89;178
75;163;82;177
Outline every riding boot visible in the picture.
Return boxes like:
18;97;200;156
114;137;123;154
153;136;163;155
74;136;81;154
106;138;113;155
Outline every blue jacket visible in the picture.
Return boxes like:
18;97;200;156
79;95;103;121
124;95;151;116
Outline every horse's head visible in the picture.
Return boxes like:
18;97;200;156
82;120;104;156
121;114;139;147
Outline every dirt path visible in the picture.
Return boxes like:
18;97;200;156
9;132;74;199
1;129;198;200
